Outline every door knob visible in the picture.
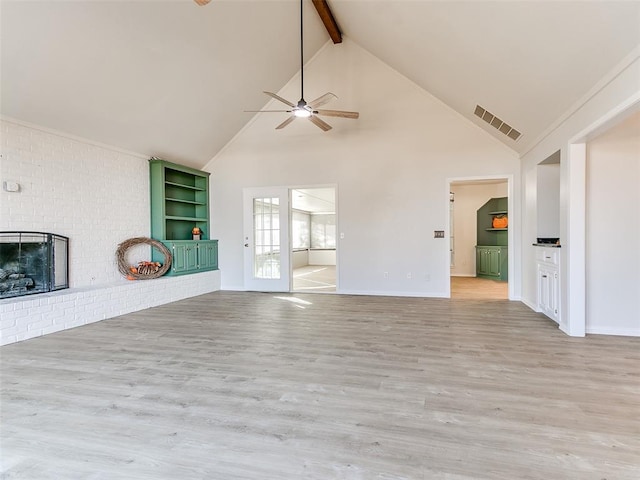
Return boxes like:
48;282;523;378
244;243;249;247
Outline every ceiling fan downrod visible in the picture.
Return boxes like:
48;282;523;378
245;0;359;130
299;0;305;104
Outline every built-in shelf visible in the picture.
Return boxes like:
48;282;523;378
486;228;508;231
150;159;218;276
165;181;205;191
165;215;205;222
488;210;507;215
166;198;206;205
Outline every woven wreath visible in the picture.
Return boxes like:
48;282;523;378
116;237;172;280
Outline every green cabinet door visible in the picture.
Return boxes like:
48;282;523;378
476;246;508;281
168;242;197;273
170;243;187;273
488;249;501;276
477;248;489;275
198;241;218;270
184;244;198;271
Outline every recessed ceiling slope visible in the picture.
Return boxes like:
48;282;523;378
0;1;329;168
1;1;639;166
329;0;640;154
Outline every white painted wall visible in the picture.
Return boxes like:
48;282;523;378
585;112;640;335
450;183;507;277
292;249;309;269
0;119;221;344
520;49;640;335
206;38;519;296
308;249;336;266
536;163;560;238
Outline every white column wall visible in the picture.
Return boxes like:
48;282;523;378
520;49;640;336
585;112;640;335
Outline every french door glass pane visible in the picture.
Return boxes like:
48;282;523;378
253;197;280;279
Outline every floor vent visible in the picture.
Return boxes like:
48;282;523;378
474;105;521;141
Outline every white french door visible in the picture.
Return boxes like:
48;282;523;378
243;187;290;292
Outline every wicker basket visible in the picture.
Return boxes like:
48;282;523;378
116;237;172;280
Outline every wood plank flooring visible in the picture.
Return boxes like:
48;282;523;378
1;291;639;479
451;276;508;300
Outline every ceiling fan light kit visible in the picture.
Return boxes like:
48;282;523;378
247;0;359;131
294;109;312;118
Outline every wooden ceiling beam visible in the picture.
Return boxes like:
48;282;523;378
311;0;342;44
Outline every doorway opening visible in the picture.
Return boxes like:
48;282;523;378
291;187;337;293
449;178;509;300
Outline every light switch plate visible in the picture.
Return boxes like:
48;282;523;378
434;230;445;238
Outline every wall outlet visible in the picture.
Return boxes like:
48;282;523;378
425;273;430;281
384;272;389;279
407;272;412;279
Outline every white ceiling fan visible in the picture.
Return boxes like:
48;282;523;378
244;0;360;131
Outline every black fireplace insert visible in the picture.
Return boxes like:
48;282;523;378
0;232;69;299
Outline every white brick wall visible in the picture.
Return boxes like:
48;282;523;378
0;119;221;345
1;119;150;287
0;270;221;345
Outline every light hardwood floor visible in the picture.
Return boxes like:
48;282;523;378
451;276;508;300
1;291;639;479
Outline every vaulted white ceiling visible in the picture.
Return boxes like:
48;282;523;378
2;1;639;168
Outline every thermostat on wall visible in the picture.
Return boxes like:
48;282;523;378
2;181;20;192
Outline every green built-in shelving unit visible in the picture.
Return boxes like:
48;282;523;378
476;197;508;281
149;158;217;275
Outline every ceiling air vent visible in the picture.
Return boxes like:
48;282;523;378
474;105;521;141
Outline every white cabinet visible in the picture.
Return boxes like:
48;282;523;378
536;247;560;323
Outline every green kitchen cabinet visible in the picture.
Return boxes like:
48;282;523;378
476;246;508;281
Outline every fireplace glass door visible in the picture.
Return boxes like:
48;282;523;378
0;232;69;299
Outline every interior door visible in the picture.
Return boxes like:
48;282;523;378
243;187;290;291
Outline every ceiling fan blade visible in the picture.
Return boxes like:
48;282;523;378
275;116;296;130
315;109;360;119
264;92;296;108
309;115;332;131
194;0;211;5
244;110;291;113
308;92;337;109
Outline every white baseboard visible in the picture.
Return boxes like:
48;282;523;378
338;289;448;298
586;326;640;337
